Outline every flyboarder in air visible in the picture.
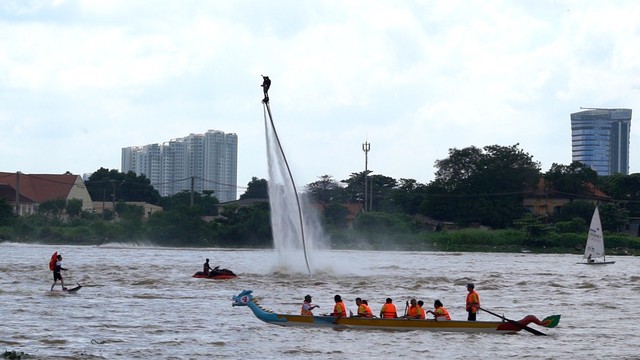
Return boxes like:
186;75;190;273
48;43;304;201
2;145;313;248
261;75;271;103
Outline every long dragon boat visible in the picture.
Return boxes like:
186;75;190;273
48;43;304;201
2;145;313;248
232;290;561;335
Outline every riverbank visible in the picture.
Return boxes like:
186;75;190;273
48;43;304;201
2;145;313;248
5;227;638;256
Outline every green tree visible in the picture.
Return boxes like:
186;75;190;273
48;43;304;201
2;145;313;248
341;172;397;211
240;177;269;199
598;173;640;217
552;201;594;223
423;144;541;228
544;161;599;196
0;198;15;226
159;191;219;216
599;203;629;232
38;199;67;220
65;199;83;218
305;175;345;204
323;203;350;229
86;168;161;205
217;202;271;246
513;213;548;246
382;178;428;214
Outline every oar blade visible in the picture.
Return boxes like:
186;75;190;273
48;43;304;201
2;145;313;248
541;315;561;328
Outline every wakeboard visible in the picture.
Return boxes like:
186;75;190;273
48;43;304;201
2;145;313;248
62;284;82;293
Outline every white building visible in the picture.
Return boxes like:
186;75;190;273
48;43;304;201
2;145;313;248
122;130;238;201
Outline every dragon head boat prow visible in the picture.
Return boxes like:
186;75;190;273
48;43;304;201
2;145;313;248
232;289;254;307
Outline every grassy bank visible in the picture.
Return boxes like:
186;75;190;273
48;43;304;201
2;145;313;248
3;225;640;255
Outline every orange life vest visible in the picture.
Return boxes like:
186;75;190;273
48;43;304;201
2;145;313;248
301;302;313;316
435;306;451;320
381;303;397;318
418;305;426;319
407;305;420;318
334;301;346;318
358;304;373;317
466;290;480;313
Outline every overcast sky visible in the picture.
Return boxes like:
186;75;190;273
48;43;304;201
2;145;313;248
2;0;639;196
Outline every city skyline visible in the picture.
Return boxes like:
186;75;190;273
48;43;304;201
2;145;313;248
122;130;238;202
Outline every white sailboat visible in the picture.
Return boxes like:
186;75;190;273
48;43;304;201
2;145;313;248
581;207;615;265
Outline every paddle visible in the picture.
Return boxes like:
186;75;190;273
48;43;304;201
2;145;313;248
479;307;547;336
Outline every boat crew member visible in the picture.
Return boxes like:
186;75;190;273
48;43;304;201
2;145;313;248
380;298;398;318
203;258;212;276
466;283;480;321
417;300;426;319
361;300;374;318
403;298;422;319
301;295;319;316
261;75;271;102
427;299;451;321
354;298;373;318
50;254;68;291
332;295;347;323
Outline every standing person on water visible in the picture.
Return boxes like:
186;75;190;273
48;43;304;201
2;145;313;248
466;283;480;321
51;254;68;291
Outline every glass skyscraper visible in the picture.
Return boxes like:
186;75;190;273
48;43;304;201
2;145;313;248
570;108;632;176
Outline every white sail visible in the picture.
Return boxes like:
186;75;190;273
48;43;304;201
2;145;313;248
583;207;605;259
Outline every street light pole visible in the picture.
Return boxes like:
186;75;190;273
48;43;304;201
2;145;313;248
362;141;370;212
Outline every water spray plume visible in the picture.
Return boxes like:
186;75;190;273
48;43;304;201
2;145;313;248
261;78;311;276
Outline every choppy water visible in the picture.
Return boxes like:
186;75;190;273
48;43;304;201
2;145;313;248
1;242;638;359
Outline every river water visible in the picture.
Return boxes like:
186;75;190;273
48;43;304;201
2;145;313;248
1;242;638;360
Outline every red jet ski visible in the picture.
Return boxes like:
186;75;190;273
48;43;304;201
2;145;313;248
193;266;237;280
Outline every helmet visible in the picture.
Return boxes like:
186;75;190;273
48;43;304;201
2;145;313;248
304;295;312;301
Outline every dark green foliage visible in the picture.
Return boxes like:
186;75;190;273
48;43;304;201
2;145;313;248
423;144;540;228
323;203;350;229
65;198;83;218
305;175;346;204
239;177;268;199
217;202;272;247
86;168;161;205
513;213;549;245
159;191;219;216
597;173;640;217
0;198;15;226
553;217;587;233
545;162;598;196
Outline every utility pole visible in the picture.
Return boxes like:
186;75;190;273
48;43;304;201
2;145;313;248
362;141;370;212
110;180;116;211
14;172;20;215
190;176;195;208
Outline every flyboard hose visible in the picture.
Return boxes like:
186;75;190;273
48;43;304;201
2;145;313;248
262;100;312;276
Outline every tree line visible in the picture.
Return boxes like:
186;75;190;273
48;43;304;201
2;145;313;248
1;144;640;251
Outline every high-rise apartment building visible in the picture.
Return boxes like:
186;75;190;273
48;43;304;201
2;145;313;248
122;130;238;201
570;108;632;176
